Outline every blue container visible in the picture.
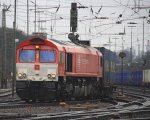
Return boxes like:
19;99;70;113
115;70;143;86
135;71;142;86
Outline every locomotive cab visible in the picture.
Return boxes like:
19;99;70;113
17;45;58;81
16;38;60;101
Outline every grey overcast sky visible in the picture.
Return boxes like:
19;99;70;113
0;0;150;54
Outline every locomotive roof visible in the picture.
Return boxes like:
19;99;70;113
49;39;99;52
18;37;102;56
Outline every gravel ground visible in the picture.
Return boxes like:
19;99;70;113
0;101;113;115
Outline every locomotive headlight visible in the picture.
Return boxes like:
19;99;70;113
47;74;51;79
18;73;23;78
35;45;40;49
47;73;56;79
18;73;27;79
22;73;27;78
51;73;56;79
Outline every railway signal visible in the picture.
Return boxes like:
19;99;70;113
119;52;126;59
70;3;78;32
119;51;126;95
69;3;79;44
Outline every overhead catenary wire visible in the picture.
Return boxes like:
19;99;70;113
0;0;149;51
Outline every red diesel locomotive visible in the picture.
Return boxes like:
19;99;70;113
16;37;103;101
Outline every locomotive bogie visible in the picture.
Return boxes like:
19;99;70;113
16;81;58;101
63;76;103;98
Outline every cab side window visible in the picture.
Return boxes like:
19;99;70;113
66;53;72;72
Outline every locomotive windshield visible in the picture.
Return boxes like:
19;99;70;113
19;50;36;62
40;50;56;62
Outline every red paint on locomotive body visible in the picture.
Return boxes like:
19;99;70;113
16;37;105;101
16;37;102;78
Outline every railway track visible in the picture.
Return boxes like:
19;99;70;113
22;92;150;120
116;85;150;98
116;85;150;93
0;86;150;120
0;98;116;109
0;89;20;104
1;98;149;120
0;89;13;98
0;97;120;119
0;95;149;120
